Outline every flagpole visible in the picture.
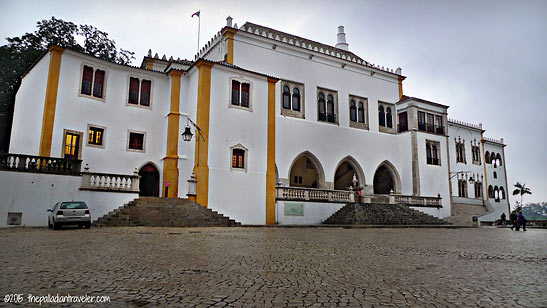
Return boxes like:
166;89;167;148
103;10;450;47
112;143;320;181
197;12;201;55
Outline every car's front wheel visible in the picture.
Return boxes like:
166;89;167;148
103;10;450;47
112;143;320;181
48;219;52;229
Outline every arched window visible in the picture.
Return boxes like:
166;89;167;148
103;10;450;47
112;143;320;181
378;106;385;127
494;186;499;201
488;185;494;198
485;151;491;164
349;100;357;122
318;92;326;121
292;88;300;111
282;86;291;109
386;107;393;128
327;94;335;122
496;153;502;166
490;152;497;166
358;102;365;123
500;186;506;199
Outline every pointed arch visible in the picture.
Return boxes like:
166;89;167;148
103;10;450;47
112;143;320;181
138;161;160;197
333;155;366;190
372;160;401;194
288;151;326;188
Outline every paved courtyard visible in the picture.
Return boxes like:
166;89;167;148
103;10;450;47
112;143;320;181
0;226;546;307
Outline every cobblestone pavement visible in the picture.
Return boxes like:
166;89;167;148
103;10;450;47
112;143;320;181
1;227;546;307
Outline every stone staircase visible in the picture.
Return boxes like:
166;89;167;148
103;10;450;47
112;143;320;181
323;203;449;225
445;202;488;226
93;197;241;227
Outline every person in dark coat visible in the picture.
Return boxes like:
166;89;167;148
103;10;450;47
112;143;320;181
500;212;507;226
509;210;518;230
517;211;527;231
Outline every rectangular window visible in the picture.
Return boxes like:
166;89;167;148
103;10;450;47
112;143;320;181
426;141;441;165
64;132;80;159
398;112;408;132
435;115;443;134
62;130;83;160
128;77;140;104
81;66;93;95
128;77;152;107
426;113;435;133
93;69;105;98
232;149;245;169
241;83;250;107
140;80;151;107
475;182;482;198
128;132;145;151
418;111;425;131
231;80;240;106
88;126;104;146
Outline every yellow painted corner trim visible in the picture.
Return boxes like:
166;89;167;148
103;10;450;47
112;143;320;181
162;69;183;198
398;75;404;100
146;58;155;70
193;60;213;207
266;77;277;225
38;46;65;157
222;28;238;65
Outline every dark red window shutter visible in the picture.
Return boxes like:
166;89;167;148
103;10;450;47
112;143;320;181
140;80;151;106
93;70;105;98
231;80;240;105
81;66;93;95
241;83;250;107
128;77;139;104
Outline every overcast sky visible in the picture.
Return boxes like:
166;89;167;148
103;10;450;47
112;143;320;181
1;0;545;204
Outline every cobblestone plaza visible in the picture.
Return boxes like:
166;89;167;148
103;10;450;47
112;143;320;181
1;227;546;307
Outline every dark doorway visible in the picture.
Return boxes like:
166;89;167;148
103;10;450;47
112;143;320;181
139;164;159;197
373;165;394;194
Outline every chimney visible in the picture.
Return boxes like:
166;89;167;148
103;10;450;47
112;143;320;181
335;26;349;51
226;16;233;28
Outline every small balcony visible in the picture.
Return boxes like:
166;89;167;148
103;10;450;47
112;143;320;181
0;153;82;175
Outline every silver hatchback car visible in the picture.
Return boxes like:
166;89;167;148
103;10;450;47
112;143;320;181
47;201;91;229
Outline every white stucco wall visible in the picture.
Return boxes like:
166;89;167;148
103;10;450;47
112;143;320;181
481;141;510;221
0;171;136;227
277;201;344;225
9;53;50;155
206;66;269;225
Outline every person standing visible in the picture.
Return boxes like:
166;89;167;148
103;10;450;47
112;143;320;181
517;211;527;232
500;212;507;227
509;210;518;230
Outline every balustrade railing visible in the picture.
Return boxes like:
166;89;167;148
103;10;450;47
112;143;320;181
276;186;353;203
393;195;442;208
0;153;81;175
80;170;140;193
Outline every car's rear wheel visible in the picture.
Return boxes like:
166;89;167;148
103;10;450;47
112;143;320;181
52;219;60;230
85;222;91;229
48;220;52;229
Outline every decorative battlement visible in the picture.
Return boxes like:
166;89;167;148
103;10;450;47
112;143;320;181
0;153;81;175
448;118;483;130
239;22;402;76
194;31;224;60
483;136;505;145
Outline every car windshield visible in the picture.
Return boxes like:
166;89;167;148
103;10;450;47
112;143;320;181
60;202;88;210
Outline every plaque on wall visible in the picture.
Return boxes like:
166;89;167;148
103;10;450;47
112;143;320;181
284;202;304;216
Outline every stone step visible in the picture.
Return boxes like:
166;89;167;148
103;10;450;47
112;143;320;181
323;203;449;225
93;197;241;227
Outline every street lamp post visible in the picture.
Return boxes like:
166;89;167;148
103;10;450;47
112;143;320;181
181;117;204;201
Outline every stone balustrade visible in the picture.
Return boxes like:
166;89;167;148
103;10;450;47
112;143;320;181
0;153;81;175
81;169;140;193
393;195;442;208
276;186;354;203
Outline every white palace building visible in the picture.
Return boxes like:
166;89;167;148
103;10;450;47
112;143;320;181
0;18;510;226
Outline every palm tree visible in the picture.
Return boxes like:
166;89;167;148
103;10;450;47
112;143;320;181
513;182;532;208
